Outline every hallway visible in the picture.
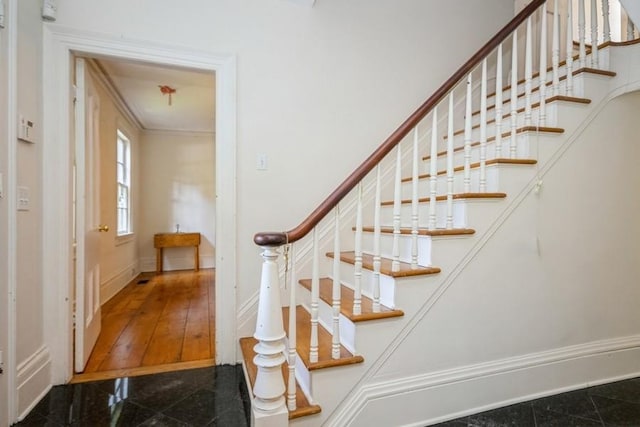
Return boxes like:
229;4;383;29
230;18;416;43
75;269;215;381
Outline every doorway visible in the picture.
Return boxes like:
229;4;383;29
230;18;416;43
71;54;218;380
41;27;238;385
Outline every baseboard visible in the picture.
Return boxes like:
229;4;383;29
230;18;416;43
100;261;139;304
139;255;215;273
331;335;640;427
16;345;52;420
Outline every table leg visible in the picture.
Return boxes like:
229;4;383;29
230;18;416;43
156;248;163;273
194;245;200;271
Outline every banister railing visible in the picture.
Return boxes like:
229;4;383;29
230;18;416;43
254;0;546;248
249;1;640;425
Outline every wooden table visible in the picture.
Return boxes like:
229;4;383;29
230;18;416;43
154;232;201;273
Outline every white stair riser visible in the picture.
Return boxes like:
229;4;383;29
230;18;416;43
337;262;397;308
360;232;432;266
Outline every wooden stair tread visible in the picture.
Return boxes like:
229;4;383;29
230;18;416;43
299;278;404;322
359;226;476;237
403;158;536;182
381;192;506;207
239;337;322;420
283;306;364;370
424;126;563;161
327;251;441;277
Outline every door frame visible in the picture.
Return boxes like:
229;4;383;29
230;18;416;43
42;25;238;384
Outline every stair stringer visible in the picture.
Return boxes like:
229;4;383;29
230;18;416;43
320;43;640;427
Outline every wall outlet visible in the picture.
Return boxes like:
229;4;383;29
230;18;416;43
18;114;36;143
17;186;30;211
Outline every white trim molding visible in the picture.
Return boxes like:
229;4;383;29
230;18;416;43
16;346;52;421
99;261;139;304
42;25;237;384
331;335;640;427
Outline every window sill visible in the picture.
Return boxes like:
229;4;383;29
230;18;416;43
115;233;135;246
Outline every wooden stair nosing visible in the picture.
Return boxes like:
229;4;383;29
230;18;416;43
381;191;507;207
358;226;476;237
480;66;614;115
448;95;590;138
239;337;322;420
402;158;537;182
423;126;563;161
298;278;404;322
327;251;441;277
283;306;364;371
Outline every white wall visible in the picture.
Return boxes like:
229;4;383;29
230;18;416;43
52;0;515;313
85;63;142;303
139;131;216;272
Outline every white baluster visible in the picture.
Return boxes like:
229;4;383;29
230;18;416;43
372;165;381;312
495;44;503;158
392;145;402;272
411;128;419;269
309;228;319;363
332;206;341;360
287;245;297;411
591;0;599;68
579;0;587;68
602;0;610;43
463;73;472;193
552;0;560;97
253;246;287;415
566;2;574;97
446;93;454;229
539;3;548;127
511;29;519;158
428;109;438;230
524;16;533;127
353;183;363;316
480;59;488;192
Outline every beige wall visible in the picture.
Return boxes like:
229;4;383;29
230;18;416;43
138;131;216;272
85;62;142;303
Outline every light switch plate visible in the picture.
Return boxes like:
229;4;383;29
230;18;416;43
17;186;30;211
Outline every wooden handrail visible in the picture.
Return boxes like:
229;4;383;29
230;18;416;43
254;0;545;247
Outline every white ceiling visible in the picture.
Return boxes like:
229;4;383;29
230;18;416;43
94;57;215;133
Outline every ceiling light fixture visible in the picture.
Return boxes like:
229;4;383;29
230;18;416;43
158;85;176;106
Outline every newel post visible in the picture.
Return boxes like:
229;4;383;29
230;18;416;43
253;244;288;427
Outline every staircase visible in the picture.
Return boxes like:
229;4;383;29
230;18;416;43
241;1;640;426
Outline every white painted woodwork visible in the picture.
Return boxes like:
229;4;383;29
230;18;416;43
495;45;503;158
552;0;560;97
411;129;419;268
392;146;402;272
310;227;319;363
74;58;102;373
567;2;575;96
524;16;533;127
627;17;635;40
253;246;286;413
446;94;454;229
539;3;548;127
510;29;519;158
287;245;297;411
372;165;382;312
464;73;473;193
603;0;611;42
332;206;341;359
591;0;599;68
353;183;363;315
479;59;488;192
580;0;587;68
429;109;438;230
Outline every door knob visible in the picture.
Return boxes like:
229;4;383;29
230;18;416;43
98;224;109;232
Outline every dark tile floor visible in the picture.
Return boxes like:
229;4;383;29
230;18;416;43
12;364;251;427
432;376;640;427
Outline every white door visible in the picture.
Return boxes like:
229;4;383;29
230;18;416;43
74;58;103;373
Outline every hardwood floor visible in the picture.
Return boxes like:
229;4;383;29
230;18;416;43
76;269;215;380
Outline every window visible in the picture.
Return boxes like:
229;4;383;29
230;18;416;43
116;130;132;236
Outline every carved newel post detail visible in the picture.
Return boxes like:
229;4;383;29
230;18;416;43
253;246;288;426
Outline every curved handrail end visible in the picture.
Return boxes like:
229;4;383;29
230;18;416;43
254;232;288;247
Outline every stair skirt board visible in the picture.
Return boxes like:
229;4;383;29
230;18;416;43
329;336;640;427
